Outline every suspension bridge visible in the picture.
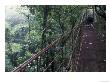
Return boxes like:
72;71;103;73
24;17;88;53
12;8;106;72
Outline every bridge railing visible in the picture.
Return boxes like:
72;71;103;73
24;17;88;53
12;10;85;72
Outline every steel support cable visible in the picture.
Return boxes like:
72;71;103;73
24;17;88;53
66;10;90;71
58;10;86;72
43;26;81;72
12;37;61;72
56;31;78;72
12;25;78;72
57;28;80;71
43;38;72;72
12;10;85;72
43;43;67;72
56;25;82;72
57;27;81;72
56;26;82;72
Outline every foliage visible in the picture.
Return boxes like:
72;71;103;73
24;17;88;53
5;5;106;72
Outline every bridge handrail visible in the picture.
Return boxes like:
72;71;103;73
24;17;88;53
12;10;85;72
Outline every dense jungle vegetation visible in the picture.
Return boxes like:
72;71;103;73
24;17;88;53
5;5;106;72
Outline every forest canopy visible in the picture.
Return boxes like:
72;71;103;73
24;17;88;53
5;5;106;72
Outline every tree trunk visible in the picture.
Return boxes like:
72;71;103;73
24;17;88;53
41;5;49;71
